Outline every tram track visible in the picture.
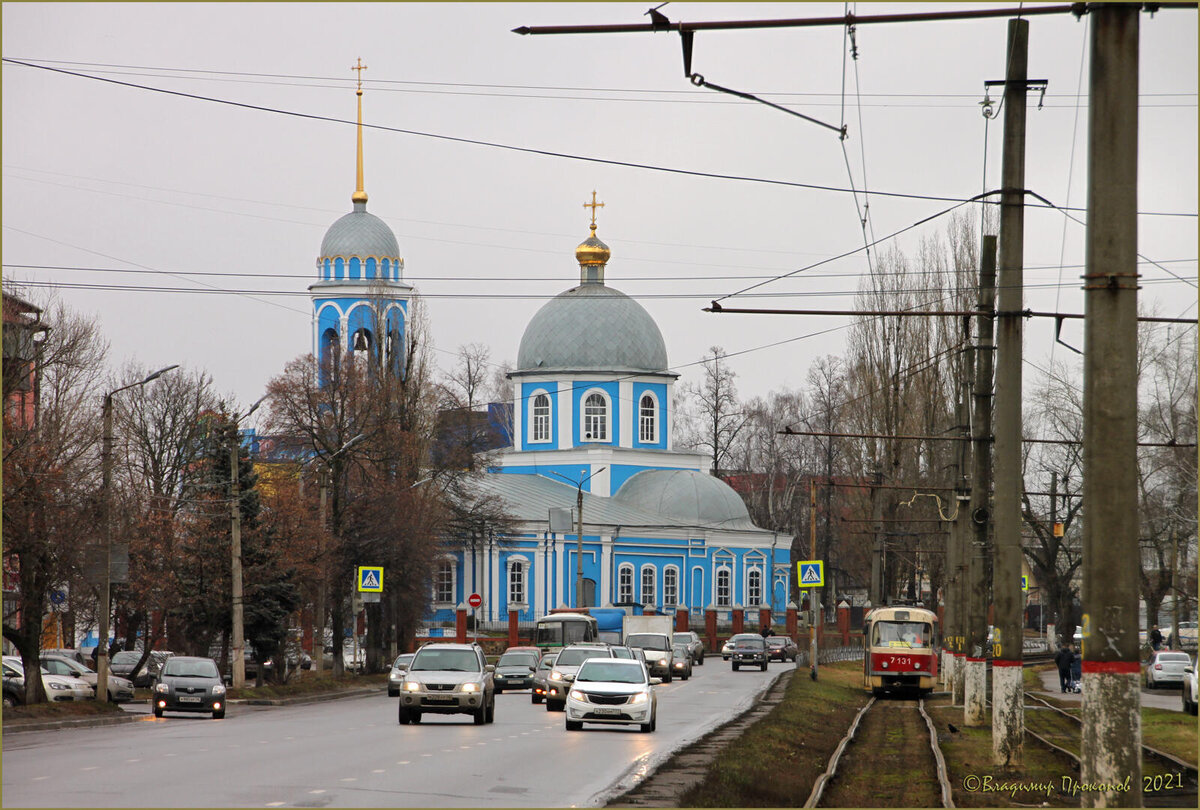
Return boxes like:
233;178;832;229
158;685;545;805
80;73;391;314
806;695;954;808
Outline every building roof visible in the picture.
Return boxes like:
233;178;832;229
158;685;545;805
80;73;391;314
516;284;670;375
613;469;755;528
318;201;401;263
476;472;769;534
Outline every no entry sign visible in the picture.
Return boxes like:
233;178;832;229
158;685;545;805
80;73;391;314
468;592;482;609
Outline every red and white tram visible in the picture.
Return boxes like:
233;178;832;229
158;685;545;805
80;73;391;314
862;605;939;696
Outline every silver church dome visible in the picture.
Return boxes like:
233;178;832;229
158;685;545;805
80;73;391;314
614;469;753;526
319;201;401;261
517;284;669;373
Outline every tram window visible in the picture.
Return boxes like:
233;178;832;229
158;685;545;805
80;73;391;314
873;621;931;648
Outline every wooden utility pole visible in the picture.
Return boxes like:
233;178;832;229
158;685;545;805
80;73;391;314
1080;4;1142;804
991;17;1029;766
965;236;997;727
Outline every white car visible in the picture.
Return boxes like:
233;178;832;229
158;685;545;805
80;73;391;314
565;657;659;733
41;653;136;703
1145;650;1191;689
2;655;92;701
1181;657;1198;715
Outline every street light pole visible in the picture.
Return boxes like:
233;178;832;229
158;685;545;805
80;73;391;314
97;364;178;705
551;468;605;610
230;394;267;690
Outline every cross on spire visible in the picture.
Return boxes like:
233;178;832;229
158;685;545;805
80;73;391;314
352;58;368;94
583;190;605;229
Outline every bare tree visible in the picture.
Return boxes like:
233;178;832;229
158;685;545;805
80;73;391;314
678;346;749;476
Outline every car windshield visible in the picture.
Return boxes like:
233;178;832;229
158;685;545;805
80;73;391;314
673;633;692;644
162;659;219;679
672;645;689;657
626;634;670;651
735;638;765;650
111;652;141;664
608;647;633;659
392;655;414;669
576;661;646;684
555;648;608;667
539;655;558;670
767;638;786;648
411;649;480;672
498;652;538;667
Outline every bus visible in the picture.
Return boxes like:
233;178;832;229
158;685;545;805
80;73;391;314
534;613;599;651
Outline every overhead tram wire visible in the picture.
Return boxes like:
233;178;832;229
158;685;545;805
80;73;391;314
3;58;1195;219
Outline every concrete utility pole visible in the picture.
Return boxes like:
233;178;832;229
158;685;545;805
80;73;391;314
949;327;974;704
96;365;177;708
991;17;1029;767
1080;5;1142;804
809;478;819;681
868;465;884;606
229;395;267;690
552;467;605;609
965;236;997;727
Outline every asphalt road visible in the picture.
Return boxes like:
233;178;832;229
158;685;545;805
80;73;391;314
1036;668;1190;712
2;658;785;808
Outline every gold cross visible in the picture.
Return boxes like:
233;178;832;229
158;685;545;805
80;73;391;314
352;58;368;92
583;191;605;228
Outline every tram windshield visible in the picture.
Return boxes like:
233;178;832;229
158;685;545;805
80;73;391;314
873;621;931;648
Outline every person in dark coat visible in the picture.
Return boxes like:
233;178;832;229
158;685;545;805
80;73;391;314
1055;642;1075;692
1150;625;1163;651
760;623;771;639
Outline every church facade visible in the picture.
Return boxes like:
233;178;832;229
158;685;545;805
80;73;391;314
309;77;791;629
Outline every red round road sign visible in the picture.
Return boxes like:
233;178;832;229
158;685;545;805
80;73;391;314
468;592;482;609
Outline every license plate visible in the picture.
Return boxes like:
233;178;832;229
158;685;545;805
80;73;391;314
593;707;621;715
178;696;202;703
425;696;455;704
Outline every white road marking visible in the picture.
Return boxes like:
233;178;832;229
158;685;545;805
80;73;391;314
397;761;411;765
308;790;325;795
421;753;432;758
371;769;385;774
459;745;471;750
32;776;49;781
266;802;286;806
81;767;99;771
340;778;356;782
125;759;140;763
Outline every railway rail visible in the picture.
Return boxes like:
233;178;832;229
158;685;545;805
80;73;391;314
805;696;954;808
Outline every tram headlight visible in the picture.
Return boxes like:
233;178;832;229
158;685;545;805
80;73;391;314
881;660;889;669
914;662;921;669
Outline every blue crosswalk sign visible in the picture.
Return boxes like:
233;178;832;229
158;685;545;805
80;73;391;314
798;560;824;588
357;566;384;593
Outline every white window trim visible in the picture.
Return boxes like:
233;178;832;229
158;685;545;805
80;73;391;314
745;566;764;608
507;555;531;608
640;564;657;606
528;389;553;444
617;563;635;604
663;565;680;607
715;566;732;608
637;391;659;444
580;388;611;443
433;556;457;608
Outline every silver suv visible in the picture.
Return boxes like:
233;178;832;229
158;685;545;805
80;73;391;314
397;643;495;725
544;644;613;712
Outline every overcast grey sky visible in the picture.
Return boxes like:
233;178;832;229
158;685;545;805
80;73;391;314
3;2;1196;426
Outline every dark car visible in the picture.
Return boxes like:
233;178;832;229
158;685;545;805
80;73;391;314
531;652;558;705
766;636;800;663
729;634;769;671
2;659;24;708
152;656;227;719
493;649;540;693
672;631;705;665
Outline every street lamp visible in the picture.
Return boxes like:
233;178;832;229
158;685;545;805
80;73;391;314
97;364;179;705
551;468;605;610
229;394;268;689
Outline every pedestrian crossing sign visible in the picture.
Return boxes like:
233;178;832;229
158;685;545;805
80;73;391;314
798;560;824;588
357;566;384;593
1021;575;1028;591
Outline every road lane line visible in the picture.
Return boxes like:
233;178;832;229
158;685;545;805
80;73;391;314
397;761;411;765
308;790;325;795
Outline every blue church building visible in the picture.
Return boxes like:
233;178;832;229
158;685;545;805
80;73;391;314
307;76;791;629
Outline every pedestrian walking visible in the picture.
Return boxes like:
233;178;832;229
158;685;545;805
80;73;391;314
1055;641;1075;692
1150;625;1163;651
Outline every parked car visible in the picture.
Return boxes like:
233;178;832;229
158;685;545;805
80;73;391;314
766;636;800;663
493;649;540;693
40;654;135;702
110;650;173;688
565;657;659;733
728;634;769;671
41;648;88;667
1;656;92;701
396;642;495;725
670;644;693;680
387;653;415;697
1167;621;1198;650
1181;657;1198;715
531;652;558;705
1145;650;1192;689
153;656;227;719
545;644;615;712
3;658;26;707
672;631;705;665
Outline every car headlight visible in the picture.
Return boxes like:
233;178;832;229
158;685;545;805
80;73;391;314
550;671;563;681
569;689;585;701
461;682;479;693
403;681;421;692
657;657;668;666
212;684;226;695
154;682;168;693
630;692;648;705
48;682;69;691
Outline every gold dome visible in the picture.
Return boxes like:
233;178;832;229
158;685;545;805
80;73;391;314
575;225;611;266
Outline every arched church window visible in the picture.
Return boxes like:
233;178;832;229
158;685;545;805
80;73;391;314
433;559;455;605
640;565;656;606
716;568;732;608
639;393;657;443
663;566;679;607
747;568;763;607
509;560;526;605
582;392;608;441
618;564;634;604
531;393;551;442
